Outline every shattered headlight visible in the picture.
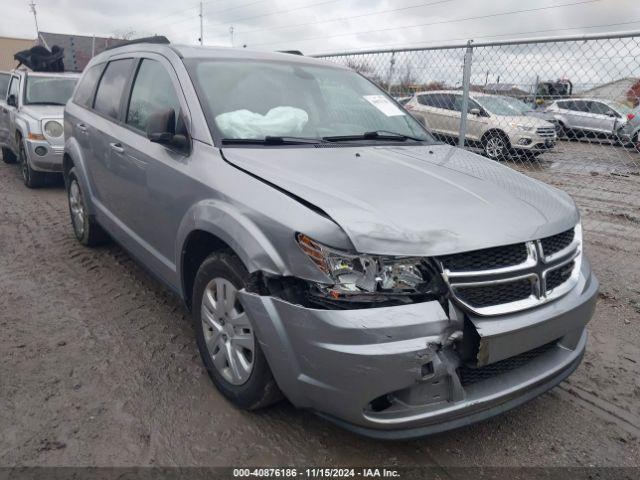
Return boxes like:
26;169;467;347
296;233;434;296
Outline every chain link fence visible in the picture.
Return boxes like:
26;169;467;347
315;32;640;258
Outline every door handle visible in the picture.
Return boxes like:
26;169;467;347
76;123;88;133
110;142;125;154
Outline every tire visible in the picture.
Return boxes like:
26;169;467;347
482;131;510;161
19;141;46;188
192;252;282;410
1;147;16;164
66;167;109;246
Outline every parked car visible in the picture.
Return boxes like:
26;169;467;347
405;90;557;159
0;69;80;187
64;40;597;439
497;95;561;131
614;105;640;149
545;98;633;139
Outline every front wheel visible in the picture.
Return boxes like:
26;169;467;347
483;132;510;160
19;142;46;188
193;252;282;410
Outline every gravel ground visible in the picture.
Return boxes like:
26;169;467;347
1;141;639;468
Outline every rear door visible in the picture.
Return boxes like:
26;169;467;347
587;101;617;133
88;57;136;210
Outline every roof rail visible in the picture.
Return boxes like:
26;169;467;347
104;35;170;51
278;50;304;56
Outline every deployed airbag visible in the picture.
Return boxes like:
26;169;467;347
215;106;309;139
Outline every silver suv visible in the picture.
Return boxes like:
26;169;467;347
406;90;557;160
546;98;633;138
63;40;598;439
0;70;79;187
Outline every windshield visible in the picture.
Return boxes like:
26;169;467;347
24;76;78;105
186;59;431;144
476;95;525;116
498;96;534;113
0;74;10;97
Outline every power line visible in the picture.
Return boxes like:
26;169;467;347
310;18;640;55
250;0;603;47
235;0;453;37
205;0;343;28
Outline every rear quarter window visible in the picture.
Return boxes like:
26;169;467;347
93;58;135;119
74;64;104;108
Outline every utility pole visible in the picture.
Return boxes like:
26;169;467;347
229;26;234;47
29;1;39;39
199;1;203;46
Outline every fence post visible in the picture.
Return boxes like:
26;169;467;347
387;51;396;94
458;40;474;147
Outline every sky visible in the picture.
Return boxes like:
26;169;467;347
1;0;639;55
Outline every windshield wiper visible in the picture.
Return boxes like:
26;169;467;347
323;130;425;142
27;102;66;106
221;136;328;145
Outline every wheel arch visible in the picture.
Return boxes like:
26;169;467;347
177;200;289;309
481;128;511;146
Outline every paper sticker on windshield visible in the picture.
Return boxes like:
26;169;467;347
363;95;405;117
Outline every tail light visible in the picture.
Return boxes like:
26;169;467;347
627;113;635;121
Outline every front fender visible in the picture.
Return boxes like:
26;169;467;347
176;199;289;294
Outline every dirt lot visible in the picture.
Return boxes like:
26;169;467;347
1;141;639;469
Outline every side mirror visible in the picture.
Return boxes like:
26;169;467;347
146;108;188;150
7;94;17;107
605;110;617;118
469;108;481;116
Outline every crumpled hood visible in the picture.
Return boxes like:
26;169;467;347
20;105;64;120
223;144;578;256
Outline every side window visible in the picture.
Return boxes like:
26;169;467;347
74;64;104;108
590;102;616;116
417;94;432;106
572;101;590;113
93;58;134;119
126;59;181;132
439;94;456;111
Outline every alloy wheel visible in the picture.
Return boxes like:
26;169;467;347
68;179;86;238
19;145;29;184
201;277;255;385
485;136;505;159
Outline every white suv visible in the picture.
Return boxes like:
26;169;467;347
406;90;557;159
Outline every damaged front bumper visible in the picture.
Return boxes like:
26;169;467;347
239;259;598;439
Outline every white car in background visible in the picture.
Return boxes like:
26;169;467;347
545;98;633;139
405;90;557;159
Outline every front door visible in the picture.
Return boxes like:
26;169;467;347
0;75;19;150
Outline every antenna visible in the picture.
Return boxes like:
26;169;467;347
199;1;203;45
229;26;234;47
29;1;39;38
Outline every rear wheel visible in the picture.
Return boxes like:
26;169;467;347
193;252;282;410
19;142;46;188
66;167;109;246
1;147;16;164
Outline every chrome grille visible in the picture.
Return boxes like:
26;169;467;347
536;127;556;138
439;225;582;316
456;278;533;308
541;228;574;258
439;243;527;272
